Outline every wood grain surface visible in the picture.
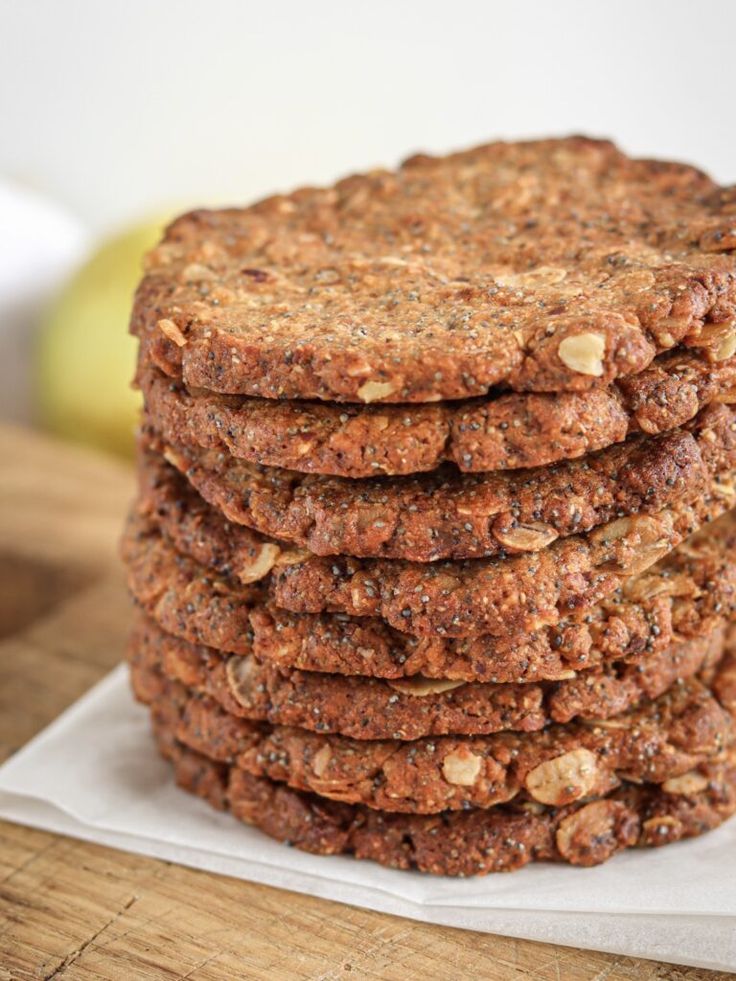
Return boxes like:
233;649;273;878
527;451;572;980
0;423;730;981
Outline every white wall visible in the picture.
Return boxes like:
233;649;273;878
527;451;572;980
2;0;734;233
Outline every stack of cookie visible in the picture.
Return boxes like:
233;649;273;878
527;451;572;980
122;137;736;876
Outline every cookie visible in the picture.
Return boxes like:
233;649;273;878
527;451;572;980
137;408;736;582
131;659;734;814
128;612;726;739
121;509;261;654
131;137;736;404
133;460;736;639
145;399;736;561
138;347;736;476
266;492;735;638
137;444;291;586
123;508;736;680
153;726;736;875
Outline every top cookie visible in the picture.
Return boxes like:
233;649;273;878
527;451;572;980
132;137;736;404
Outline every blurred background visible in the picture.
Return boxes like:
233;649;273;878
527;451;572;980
1;0;735;458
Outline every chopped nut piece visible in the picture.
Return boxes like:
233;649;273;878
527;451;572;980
273;548;311;567
442;750;483;786
157;318;188;347
162;445;188;471
525;748;601;805
225;655;259;708
557;333;605;376
689;319;736;359
519;801;547;816
662;770;709;795
238;543;281;584
623;569;694;603
641;814;684;843
594;515;630;544
494;522;559;552
618;544;671;577
714;330;736;362
311;745;332;777
556;800;630;865
593;513;672;576
387;676;465;697
357;380;397;403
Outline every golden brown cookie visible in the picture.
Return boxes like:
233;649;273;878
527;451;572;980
143;398;736;561
153;725;736;876
122;508;736;680
132;656;734;814
128;612;725;739
131;137;736;404
131;455;736;639
138;347;736;476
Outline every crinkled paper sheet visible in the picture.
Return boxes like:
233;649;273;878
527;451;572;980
0;666;734;971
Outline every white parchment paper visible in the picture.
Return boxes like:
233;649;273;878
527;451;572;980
0;666;734;971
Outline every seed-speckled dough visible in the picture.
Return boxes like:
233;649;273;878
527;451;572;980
128;612;726;739
122;508;736;681
137;347;736;476
132;440;736;638
131;655;734;814
141;398;736;562
152;723;736;876
131;137;736;404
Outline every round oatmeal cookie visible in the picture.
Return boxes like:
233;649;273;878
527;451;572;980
127;612;726;740
137;412;736;583
265;493;734;638
131;137;736;404
122;508;736;680
120;510;262;655
144;399;736;561
133;453;736;638
132;659;735;814
152;725;736;875
137;347;736;476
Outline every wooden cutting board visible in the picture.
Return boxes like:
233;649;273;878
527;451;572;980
0;422;726;980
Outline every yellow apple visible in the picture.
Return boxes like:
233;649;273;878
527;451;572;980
35;217;170;457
